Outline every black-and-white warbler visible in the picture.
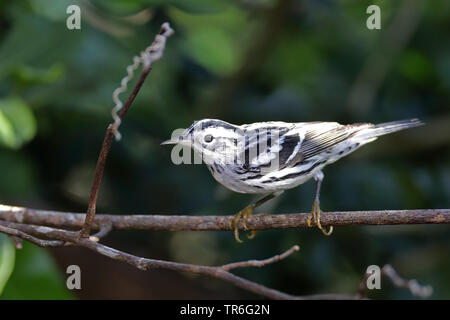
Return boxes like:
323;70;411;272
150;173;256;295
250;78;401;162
162;118;423;242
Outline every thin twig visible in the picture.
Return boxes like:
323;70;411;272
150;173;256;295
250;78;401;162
80;23;174;238
91;221;113;239
7;235;23;249
221;245;300;271
356;264;433;299
356;270;370;299
0;224;64;247
381;264;433;298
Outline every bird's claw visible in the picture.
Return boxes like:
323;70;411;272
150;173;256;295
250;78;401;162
307;200;333;236
229;205;256;243
247;230;256;240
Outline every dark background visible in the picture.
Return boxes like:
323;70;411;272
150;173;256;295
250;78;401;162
0;0;449;299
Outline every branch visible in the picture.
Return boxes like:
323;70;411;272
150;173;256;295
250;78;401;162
381;264;433;298
0;224;64;248
357;264;433;299
0;219;310;300
1;205;448;232
81;22;174;237
0;205;439;299
221;245;299;271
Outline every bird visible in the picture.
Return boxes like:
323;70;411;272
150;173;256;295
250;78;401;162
161;118;423;242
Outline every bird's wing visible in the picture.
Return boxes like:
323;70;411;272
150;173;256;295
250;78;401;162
235;123;294;174
239;122;369;174
296;122;369;161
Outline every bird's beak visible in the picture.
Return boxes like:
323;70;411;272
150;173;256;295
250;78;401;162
160;139;177;145
160;136;183;145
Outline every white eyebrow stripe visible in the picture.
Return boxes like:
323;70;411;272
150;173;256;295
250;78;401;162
201;127;241;139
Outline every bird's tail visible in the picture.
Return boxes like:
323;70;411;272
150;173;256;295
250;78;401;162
357;118;424;140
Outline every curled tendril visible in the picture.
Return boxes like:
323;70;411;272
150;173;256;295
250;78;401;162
111;22;174;141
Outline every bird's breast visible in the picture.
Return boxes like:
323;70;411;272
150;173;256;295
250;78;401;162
206;162;265;194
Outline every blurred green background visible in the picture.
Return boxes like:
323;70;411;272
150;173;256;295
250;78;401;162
0;0;449;299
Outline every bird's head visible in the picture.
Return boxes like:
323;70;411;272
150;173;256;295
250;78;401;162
161;119;243;164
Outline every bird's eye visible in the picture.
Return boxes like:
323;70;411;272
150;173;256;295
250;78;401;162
204;134;214;143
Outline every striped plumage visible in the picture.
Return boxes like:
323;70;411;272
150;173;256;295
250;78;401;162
168;118;422;193
162;118;423;239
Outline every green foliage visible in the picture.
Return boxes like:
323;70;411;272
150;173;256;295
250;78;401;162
0;97;36;149
169;6;247;75
398;50;435;85
0;235;15;295
0;0;448;299
0;241;73;299
11;63;64;86
29;0;76;21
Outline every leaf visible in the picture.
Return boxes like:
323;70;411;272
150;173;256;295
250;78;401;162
184;27;237;75
142;0;227;14
0;235;15;295
0;111;15;147
29;0;75;21
0;97;37;149
0;152;37;197
169;6;246;75
398;50;435;84
11;63;65;86
0;242;73;299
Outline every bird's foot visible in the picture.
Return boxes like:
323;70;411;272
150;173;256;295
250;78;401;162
307;200;333;236
229;204;256;243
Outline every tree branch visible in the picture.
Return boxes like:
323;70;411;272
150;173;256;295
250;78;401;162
0;224;65;247
0;205;440;299
1;205;448;232
0;219;309;299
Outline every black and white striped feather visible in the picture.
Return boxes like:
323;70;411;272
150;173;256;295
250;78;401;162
174;118;423;194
